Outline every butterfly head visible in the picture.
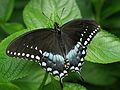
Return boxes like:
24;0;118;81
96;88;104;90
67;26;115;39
54;22;61;34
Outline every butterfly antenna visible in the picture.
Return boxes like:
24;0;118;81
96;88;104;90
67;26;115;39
60;8;65;19
42;12;53;23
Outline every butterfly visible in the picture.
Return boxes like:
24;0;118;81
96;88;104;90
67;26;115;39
6;19;100;82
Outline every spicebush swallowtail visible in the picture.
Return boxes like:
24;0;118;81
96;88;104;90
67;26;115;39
6;19;100;81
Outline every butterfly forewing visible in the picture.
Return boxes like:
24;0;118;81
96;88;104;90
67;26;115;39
61;19;100;46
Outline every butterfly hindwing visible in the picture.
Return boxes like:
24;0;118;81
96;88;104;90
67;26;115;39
61;19;100;71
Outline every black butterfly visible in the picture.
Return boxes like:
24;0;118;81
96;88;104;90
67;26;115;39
6;19;100;81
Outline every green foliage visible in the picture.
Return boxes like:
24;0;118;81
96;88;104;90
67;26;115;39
23;0;81;29
0;0;120;90
63;83;87;90
86;30;120;63
1;23;24;34
92;0;120;36
81;61;117;86
0;0;14;22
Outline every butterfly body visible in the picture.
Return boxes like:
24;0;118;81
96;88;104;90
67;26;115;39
6;19;100;80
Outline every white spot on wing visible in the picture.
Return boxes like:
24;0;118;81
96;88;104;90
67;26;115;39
78;63;82;67
91;33;93;35
36;56;40;60
63;70;67;74
7;50;10;53
26;54;30;57
10;52;13;54
45;52;49;57
93;31;96;33
84;41;88;45
70;66;75;70
95;29;97;32
31;55;34;58
39;50;42;54
43;52;47;56
89;35;92;38
81;58;84;61
42;62;46;66
17;53;20;56
30;46;33;49
76;44;80;48
80;38;82;42
60;73;64;78
22;53;25;56
53;70;59;75
47;67;52;71
75;67;79;71
35;47;38;50
14;52;16;55
87;38;90;41
77;42;81;45
82;50;85;55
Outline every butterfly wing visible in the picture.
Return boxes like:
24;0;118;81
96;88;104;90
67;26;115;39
61;19;100;71
6;19;100;79
6;29;67;78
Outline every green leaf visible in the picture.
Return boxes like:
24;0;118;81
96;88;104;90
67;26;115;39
81;61;117;85
85;30;120;63
0;56;40;81
23;0;81;29
101;0;120;19
0;81;20;90
63;72;82;83
91;0;120;39
64;83;87;90
42;78;61;90
91;0;105;22
42;78;86;90
1;23;24;34
0;0;14;22
12;68;48;90
9;0;29;24
76;0;93;19
0;27;8;42
100;13;120;37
